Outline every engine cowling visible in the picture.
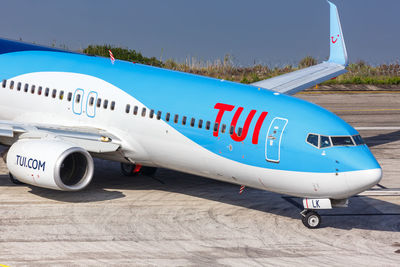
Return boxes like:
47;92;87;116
6;139;94;191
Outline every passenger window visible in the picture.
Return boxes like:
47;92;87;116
182;116;187;125
76;94;81;103
110;101;115;110
157;111;162;120
320;135;331;148
174;114;179;123
125;104;131;113
9;81;14;89
213;122;219;132
97;98;102;108
52;89;57;98
59;90;64;100
306;134;319;147
133;106;138;115
221;124;226;133
24;84;29;92
67;92;72;101
89;97;95;106
353;135;365;145
2;80;6;88
45;88;50;97
149;109;154;118
166;112;170;122
141;107;146;117
198;119;203;129
230;125;234;135
238;127;243;137
331;136;354;146
31;85;35;94
103;100;109;109
38;86;42;95
190;118;195;127
17;82;21;91
206;121;211;130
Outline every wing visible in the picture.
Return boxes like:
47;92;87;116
252;1;348;95
0;120;121;153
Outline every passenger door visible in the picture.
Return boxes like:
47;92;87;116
265;117;288;163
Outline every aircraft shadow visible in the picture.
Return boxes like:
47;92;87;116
364;130;400;147
0;173;126;203
1;158;399;231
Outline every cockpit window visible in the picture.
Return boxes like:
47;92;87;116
331;136;354;146
307;133;364;149
320;135;331;148
306;134;319;147
352;135;365;145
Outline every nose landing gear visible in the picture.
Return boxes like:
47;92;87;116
301;209;321;229
300;198;333;229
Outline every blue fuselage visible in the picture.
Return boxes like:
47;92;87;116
0;49;380;175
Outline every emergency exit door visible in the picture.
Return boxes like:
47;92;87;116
265;117;288;163
72;88;84;115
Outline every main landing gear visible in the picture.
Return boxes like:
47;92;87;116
9;172;24;185
301;209;321;229
120;163;157;177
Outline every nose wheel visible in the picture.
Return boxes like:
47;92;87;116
301;210;321;229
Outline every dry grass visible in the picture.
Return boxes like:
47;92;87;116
84;45;400;85
164;57;400;85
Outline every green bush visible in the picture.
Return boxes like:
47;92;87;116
83;45;163;67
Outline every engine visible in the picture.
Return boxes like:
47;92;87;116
6;139;94;191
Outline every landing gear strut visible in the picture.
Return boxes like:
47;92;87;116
301;210;321;229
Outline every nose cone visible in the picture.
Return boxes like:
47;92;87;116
345;146;382;196
346;167;382;196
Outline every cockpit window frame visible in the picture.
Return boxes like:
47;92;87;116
306;133;363;149
352;134;365;145
319;135;332;148
306;133;320;148
331;135;355;147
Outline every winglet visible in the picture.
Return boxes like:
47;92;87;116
327;1;348;66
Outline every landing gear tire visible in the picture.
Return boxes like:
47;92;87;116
9;172;24;185
120;163;137;176
120;163;158;177
301;210;321;229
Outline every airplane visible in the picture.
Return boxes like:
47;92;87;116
0;1;381;229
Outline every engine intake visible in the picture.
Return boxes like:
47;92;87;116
7;139;94;191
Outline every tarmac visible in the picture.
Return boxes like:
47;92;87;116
0;91;399;266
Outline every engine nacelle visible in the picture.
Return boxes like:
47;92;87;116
6;139;94;191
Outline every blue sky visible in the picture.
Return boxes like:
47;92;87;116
1;0;399;66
